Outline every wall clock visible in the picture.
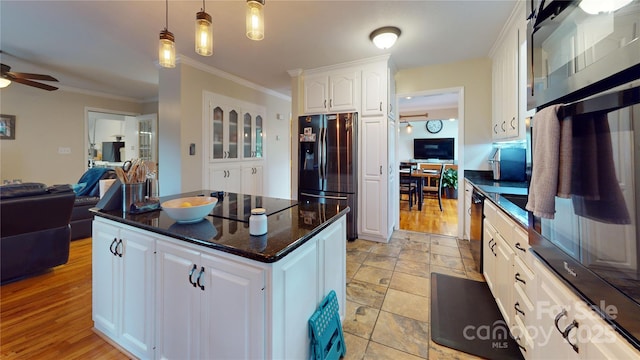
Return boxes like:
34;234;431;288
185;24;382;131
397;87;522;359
426;120;443;134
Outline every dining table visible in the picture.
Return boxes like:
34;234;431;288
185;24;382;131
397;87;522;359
399;168;441;211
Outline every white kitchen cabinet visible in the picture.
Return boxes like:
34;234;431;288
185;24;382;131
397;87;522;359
208;97;241;161
360;115;389;241
491;28;518;140
303;70;359;114
490;1;525;140
209;165;242;194
241;162;263;195
483;198;536;359
203;92;267;192
483;219;498;293
361;62;387;117
155;239;265;360
241;105;265;159
92;219;155;360
533;259;640;359
269;216;346;359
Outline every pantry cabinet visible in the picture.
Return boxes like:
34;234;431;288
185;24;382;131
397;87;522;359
303;70;359;114
92;220;155;360
205;92;265;194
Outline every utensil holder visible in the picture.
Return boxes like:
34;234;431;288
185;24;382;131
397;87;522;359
122;182;145;213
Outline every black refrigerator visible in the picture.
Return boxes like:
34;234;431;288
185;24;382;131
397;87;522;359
298;113;357;240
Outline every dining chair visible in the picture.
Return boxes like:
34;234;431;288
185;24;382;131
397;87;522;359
419;163;444;211
399;163;418;210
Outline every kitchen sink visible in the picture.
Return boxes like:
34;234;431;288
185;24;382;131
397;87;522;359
500;194;528;212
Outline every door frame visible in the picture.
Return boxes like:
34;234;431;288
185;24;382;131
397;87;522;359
394;87;465;239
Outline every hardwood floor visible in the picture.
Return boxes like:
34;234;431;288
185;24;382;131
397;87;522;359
399;196;458;236
0;238;128;360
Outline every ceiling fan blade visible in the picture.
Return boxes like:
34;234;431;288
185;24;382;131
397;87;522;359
8;71;58;82
12;77;58;91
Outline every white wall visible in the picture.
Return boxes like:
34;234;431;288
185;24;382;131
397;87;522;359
0;85;144;185
395;58;494;170
398;120;459;161
158;58;292;199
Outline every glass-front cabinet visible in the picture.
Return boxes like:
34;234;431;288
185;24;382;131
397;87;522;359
211;103;240;161
243;111;263;159
209;94;264;162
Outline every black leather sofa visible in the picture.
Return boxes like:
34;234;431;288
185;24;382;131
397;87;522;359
70;168;116;240
1;183;76;283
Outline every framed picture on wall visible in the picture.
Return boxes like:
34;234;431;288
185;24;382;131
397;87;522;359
0;114;16;140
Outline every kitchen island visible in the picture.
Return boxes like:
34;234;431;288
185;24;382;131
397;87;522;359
90;190;348;360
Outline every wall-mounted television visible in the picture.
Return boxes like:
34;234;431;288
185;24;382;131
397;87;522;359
413;138;454;160
102;141;124;162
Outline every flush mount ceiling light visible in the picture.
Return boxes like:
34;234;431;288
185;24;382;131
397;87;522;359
158;0;176;68
246;0;265;41
369;26;401;49
579;0;633;14
195;0;213;56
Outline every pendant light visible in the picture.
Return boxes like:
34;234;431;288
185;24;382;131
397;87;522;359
195;0;213;56
246;0;265;41
159;0;176;68
406;123;413;133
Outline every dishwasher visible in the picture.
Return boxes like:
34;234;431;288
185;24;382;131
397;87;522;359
469;188;485;273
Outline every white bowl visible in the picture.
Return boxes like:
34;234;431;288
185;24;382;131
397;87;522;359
161;196;218;224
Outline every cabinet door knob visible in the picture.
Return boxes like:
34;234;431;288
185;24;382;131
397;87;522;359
515;242;527;253
379;102;382;111
196;266;205;290
324;100;327;109
380;166;382;175
188;264;198;287
515;272;526;285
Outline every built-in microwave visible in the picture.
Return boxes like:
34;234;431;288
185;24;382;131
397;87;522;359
527;0;640;110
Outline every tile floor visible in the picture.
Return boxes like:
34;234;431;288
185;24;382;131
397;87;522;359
343;230;486;360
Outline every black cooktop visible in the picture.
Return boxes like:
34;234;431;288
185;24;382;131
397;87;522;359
209;193;298;223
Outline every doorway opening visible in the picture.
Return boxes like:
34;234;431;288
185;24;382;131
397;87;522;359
395;88;464;238
84;109;158;169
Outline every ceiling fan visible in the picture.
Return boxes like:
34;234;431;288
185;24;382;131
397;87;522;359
0;63;59;91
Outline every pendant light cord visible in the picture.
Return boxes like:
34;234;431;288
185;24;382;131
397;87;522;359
165;0;169;31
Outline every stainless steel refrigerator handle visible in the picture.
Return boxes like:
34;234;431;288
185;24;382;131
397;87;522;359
300;192;348;200
323;125;328;181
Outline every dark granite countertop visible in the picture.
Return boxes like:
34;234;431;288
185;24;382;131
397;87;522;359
90;190;349;263
464;170;530;228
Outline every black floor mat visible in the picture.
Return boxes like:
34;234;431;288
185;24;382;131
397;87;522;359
430;273;524;360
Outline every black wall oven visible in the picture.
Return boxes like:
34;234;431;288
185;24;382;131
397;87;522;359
527;0;640;350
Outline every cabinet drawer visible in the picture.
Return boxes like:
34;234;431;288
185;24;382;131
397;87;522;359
512;226;534;268
494;206;515;242
514;255;535;299
484;200;498;225
512;316;534;357
513;278;535;328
